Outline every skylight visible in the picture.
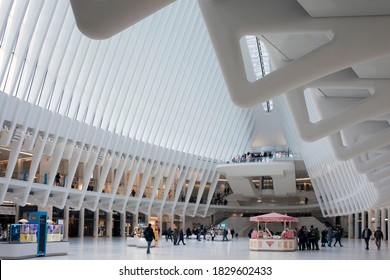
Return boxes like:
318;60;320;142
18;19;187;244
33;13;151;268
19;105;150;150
245;35;273;112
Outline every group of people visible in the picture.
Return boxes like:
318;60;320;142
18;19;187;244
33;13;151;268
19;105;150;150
144;223;386;255
231;152;274;163
362;226;384;250
296;225;345;251
163;227;186;245
213;190;230;205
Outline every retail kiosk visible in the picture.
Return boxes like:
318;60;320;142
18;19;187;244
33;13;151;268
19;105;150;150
0;212;69;259
249;212;298;251
127;217;159;248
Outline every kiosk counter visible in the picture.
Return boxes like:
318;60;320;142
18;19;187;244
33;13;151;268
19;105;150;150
249;229;297;251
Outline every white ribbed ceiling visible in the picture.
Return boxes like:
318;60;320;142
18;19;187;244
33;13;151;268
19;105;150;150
0;0;257;161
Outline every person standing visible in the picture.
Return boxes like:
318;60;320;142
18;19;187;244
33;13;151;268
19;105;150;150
210;228;216;241
314;227;320;250
55;173;61;186
196;226;201;241
327;226;334;247
186;227;192;239
362;226;372;250
321;228;327;247
298;226;307;250
374;227;384;250
143;223;155;254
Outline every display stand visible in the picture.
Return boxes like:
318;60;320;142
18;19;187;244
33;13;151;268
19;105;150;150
127;222;157;248
249;237;297;251
0;241;69;259
2;215;69;259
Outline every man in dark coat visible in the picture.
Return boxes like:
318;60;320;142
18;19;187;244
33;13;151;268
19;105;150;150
143;223;155;254
374;227;384;250
362;226;372;250
177;228;186;245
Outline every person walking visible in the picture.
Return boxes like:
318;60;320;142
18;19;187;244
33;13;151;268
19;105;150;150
333;227;343;247
166;227;172;242
172;225;179;245
177;228;186;245
222;228;229;241
230;228;235;240
143;223;155;254
374;227;384;250
362;226;372;250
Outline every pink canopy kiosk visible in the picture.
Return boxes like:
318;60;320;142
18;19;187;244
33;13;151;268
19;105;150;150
249;212;299;252
250;212;298;228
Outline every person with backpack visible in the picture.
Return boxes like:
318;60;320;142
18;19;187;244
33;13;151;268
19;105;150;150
223;228;229;241
143;223;155;254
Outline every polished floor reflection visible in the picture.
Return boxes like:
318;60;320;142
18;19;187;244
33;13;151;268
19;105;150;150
33;236;390;260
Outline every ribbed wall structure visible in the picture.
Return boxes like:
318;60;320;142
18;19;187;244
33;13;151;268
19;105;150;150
0;0;256;217
276;94;377;217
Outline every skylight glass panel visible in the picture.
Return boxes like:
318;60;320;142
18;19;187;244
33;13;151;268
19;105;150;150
245;35;273;112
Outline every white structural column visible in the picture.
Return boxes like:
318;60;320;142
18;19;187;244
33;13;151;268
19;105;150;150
368;210;374;230
348;214;353;239
133;213;139;229
79;207;85;238
354;212;359;239
375;209;380;228
63;206;69;241
362;210;366;228
181;215;185;233
120;212;126;237
158;214;163;238
14;206;20;223
94;210;99;237
387;207;390;240
106;211;113;237
381;208;386;240
170;215;175;228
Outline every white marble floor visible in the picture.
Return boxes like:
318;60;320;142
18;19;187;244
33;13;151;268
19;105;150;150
33;237;390;260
